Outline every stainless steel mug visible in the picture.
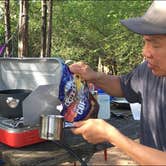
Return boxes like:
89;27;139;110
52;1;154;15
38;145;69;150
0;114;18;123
40;114;64;140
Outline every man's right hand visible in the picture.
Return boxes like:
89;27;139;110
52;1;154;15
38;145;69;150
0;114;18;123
69;61;124;97
69;61;99;83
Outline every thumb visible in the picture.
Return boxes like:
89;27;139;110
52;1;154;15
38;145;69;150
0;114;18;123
73;120;85;128
71;121;86;135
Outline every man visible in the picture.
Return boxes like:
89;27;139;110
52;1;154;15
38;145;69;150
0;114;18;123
69;1;166;165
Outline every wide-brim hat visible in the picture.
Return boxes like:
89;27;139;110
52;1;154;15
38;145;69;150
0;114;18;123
120;1;166;35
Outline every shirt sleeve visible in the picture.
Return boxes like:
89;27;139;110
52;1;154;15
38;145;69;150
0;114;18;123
120;63;144;103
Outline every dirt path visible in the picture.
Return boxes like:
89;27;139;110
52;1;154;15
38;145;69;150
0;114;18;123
88;143;138;166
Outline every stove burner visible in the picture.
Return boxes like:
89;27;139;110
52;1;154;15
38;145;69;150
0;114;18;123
1;117;24;128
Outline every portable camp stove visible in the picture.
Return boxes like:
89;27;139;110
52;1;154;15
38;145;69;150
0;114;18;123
0;57;63;148
0;116;44;148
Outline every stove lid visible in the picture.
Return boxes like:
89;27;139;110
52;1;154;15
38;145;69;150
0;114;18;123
0;57;62;91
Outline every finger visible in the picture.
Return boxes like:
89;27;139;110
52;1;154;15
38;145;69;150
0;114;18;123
71;127;82;135
69;61;86;71
69;64;78;73
71;121;86;135
73;121;86;128
69;61;83;67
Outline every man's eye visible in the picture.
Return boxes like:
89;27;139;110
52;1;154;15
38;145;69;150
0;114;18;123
153;45;160;48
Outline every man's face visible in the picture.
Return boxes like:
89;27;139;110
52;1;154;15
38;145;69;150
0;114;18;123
142;35;166;76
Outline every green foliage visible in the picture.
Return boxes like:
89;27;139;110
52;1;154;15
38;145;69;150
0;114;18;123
52;0;152;74
0;0;152;74
28;0;41;57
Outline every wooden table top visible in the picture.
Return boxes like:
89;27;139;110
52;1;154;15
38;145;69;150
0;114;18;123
0;109;140;166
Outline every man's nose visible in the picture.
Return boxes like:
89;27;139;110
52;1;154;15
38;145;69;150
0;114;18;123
142;46;152;59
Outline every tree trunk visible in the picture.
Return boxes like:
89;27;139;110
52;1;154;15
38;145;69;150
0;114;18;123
46;0;53;57
98;56;103;72
40;0;47;58
18;0;29;58
4;0;11;57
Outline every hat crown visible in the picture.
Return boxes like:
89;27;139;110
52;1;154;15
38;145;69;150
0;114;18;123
143;1;166;28
120;0;166;35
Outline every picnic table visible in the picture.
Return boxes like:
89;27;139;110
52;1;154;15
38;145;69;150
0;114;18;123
0;108;140;166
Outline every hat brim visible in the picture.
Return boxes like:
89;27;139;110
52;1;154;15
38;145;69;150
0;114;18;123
120;17;166;35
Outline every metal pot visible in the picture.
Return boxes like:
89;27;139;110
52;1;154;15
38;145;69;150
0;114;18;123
40;114;64;141
0;89;32;118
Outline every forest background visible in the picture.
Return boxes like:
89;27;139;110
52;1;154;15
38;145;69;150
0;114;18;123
0;0;152;75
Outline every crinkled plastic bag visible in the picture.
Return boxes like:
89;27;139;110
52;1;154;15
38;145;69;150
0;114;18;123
58;62;99;122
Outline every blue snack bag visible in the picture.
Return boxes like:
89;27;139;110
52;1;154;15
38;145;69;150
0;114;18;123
58;62;98;122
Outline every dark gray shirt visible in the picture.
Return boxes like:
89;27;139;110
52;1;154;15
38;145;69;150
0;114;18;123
120;61;166;151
